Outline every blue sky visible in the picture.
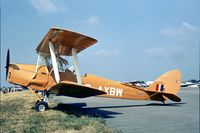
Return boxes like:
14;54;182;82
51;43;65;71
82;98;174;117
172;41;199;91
1;0;200;87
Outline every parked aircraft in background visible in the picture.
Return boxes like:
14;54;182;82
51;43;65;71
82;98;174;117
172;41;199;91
146;81;153;86
181;79;200;87
124;81;148;88
5;27;182;111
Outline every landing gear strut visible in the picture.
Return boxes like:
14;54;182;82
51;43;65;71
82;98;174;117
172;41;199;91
28;87;50;111
35;91;49;111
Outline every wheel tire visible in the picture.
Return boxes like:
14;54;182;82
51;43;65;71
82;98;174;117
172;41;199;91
35;101;48;112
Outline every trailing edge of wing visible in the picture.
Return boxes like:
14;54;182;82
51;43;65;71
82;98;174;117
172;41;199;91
49;81;106;98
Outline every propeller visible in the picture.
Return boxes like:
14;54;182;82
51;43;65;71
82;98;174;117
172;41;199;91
5;49;10;80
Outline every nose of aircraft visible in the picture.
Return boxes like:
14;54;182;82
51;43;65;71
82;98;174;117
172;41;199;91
5;49;10;80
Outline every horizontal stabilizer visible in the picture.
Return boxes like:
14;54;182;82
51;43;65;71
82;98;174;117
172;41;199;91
145;69;182;102
146;91;181;102
162;93;181;102
50;81;106;98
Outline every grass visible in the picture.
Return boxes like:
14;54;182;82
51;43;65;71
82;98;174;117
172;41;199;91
0;91;122;133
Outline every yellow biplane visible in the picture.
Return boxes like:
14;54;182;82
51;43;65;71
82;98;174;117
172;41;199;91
5;27;182;111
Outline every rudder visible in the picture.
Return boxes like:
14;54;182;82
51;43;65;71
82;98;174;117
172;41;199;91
146;70;182;102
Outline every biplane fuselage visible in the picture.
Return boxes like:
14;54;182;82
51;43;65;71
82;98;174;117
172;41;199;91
6;27;182;111
7;64;151;100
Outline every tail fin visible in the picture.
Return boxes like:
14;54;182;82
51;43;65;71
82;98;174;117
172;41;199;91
146;70;182;102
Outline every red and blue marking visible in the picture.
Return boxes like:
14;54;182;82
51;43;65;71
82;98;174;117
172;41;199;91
156;84;164;92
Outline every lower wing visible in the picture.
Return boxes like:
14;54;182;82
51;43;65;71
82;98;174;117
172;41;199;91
49;81;106;98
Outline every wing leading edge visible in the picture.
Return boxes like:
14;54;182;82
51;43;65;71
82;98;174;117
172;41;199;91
49;81;106;98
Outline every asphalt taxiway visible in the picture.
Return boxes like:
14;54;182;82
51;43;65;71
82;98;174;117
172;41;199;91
54;87;199;133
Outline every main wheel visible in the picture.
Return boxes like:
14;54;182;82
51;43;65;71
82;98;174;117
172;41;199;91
35;101;49;112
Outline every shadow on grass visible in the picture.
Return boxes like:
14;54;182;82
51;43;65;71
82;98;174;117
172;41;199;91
52;103;122;119
51;102;186;119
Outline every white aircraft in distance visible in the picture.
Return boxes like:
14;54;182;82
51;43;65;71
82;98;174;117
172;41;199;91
124;81;149;88
181;79;200;88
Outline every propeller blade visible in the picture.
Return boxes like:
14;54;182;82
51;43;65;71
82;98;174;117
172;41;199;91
5;49;10;80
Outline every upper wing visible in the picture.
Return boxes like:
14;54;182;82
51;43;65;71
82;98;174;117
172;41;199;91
36;27;97;56
49;81;106;98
